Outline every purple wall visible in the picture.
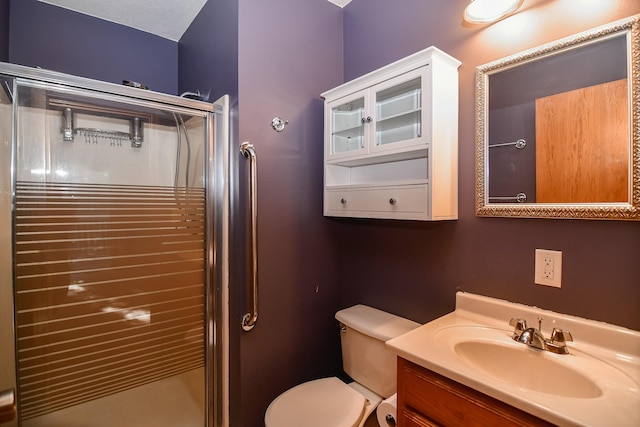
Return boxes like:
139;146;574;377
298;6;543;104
339;0;640;329
8;0;177;94
178;0;238;103
181;1;345;425
235;0;343;425
0;0;8;61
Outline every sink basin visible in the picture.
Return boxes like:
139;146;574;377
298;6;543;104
431;324;638;401
453;340;602;398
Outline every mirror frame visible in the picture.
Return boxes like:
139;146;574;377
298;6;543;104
475;15;640;220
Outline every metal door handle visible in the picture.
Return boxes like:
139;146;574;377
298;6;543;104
0;388;16;423
240;142;258;332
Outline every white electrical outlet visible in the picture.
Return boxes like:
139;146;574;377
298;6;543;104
535;249;562;288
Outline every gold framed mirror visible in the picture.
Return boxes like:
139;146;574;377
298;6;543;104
475;15;639;220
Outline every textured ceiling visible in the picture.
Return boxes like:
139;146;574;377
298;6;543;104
37;0;352;42
37;0;209;41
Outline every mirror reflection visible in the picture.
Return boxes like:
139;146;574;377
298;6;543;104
475;16;639;220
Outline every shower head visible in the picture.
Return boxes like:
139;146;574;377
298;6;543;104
180;90;208;102
123;80;149;90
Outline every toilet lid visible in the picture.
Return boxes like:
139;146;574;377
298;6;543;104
265;377;365;427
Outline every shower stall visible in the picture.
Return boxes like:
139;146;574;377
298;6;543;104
0;63;229;427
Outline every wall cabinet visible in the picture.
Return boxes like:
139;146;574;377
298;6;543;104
397;357;554;427
321;47;461;220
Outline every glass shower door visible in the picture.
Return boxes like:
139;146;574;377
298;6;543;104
7;78;215;426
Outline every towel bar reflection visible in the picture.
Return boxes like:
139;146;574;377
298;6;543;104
240;142;258;331
488;138;526;149
489;192;527;203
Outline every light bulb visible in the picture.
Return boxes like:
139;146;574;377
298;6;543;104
463;0;525;24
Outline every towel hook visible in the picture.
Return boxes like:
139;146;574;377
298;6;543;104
271;116;288;132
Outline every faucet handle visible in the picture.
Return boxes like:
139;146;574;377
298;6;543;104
550;328;573;343
509;318;527;340
547;328;573;354
509;318;527;330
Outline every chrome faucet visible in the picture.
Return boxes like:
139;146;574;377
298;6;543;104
509;318;573;354
518;326;548;350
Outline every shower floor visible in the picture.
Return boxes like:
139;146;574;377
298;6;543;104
21;367;205;427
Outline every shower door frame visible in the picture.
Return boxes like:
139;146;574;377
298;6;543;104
0;62;229;427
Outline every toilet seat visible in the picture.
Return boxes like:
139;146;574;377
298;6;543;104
265;377;366;427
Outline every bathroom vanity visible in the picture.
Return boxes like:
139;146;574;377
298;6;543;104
321;47;461;221
386;292;640;427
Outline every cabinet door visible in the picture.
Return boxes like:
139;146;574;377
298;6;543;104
326;91;368;161
400;408;441;427
371;68;427;155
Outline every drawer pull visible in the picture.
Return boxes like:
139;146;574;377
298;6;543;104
389;198;397;205
340;198;347;205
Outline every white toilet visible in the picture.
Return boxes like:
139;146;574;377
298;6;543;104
265;304;420;427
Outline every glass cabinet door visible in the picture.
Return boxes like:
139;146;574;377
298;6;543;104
329;94;366;157
373;72;423;150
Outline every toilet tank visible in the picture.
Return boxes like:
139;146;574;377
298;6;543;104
335;305;420;398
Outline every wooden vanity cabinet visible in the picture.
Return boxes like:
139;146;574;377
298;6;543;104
397;357;555;427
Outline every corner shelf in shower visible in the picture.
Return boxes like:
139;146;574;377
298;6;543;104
49;97;149;147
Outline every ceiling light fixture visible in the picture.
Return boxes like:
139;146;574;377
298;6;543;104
463;0;525;24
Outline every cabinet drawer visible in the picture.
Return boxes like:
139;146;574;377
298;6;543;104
400;408;440;427
325;184;428;217
398;358;553;427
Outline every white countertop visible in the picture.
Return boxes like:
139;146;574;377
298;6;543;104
386;292;640;427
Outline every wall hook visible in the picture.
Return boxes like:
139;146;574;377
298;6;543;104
271;117;288;132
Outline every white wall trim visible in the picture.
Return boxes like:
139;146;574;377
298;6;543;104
327;0;352;8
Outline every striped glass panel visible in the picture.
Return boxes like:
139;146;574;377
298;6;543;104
14;181;206;420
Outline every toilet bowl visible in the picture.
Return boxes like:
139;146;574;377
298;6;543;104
265;305;420;427
264;377;377;427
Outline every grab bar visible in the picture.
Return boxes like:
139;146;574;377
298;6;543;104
0;388;16;423
240;142;258;331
